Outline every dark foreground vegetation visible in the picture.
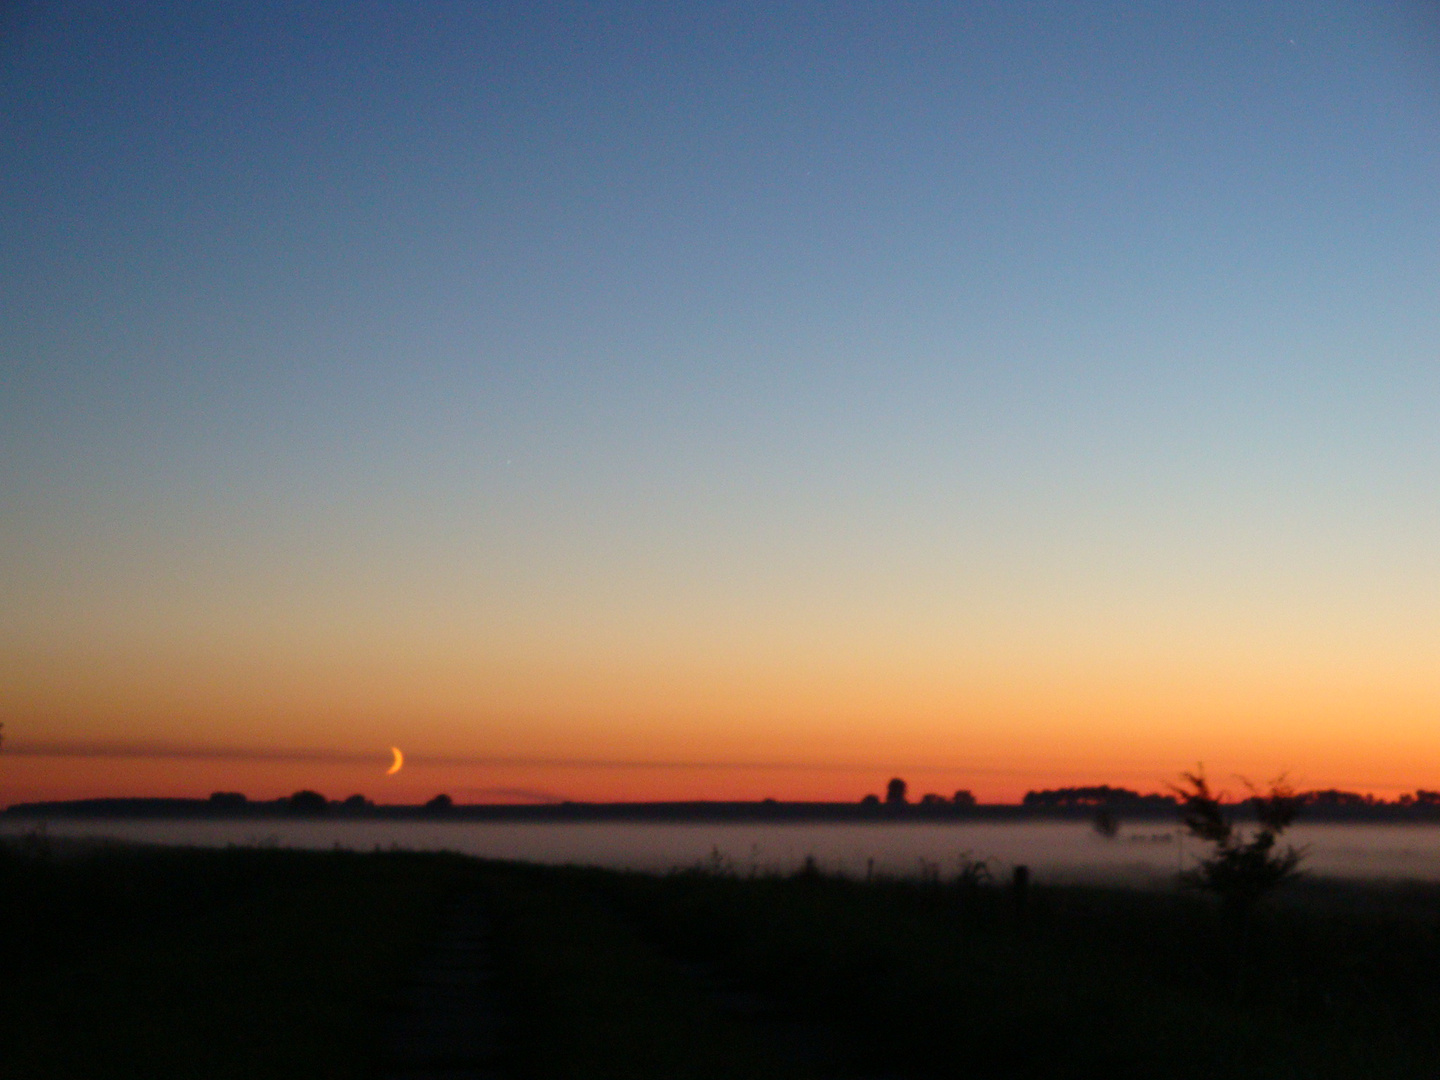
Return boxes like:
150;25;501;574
0;837;455;1080
4;838;1440;1079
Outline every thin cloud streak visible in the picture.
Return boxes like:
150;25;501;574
9;743;381;764
5;741;1036;776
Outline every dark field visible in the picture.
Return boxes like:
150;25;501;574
4;840;1440;1079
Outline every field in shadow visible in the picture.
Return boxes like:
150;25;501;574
0;838;456;1079
5;839;1440;1078
486;861;1440;1079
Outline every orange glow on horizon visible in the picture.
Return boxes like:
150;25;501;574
4;742;1436;809
7;589;1440;807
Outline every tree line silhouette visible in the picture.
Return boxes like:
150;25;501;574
8;777;1440;823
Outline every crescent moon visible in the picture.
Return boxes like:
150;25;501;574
386;746;404;775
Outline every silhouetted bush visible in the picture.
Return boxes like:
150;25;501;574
1174;769;1303;919
955;851;991;888
1092;807;1120;838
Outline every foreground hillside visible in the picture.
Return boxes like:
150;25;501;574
3;840;1439;1078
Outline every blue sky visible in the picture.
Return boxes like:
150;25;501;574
3;2;1440;800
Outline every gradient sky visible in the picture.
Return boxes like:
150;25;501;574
3;1;1440;805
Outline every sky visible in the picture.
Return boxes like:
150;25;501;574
3;1;1440;805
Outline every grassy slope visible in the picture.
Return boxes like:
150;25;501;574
499;864;1440;1080
5;843;1440;1079
485;864;819;1080
0;843;457;1080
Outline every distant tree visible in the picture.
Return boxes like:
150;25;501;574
287;790;328;814
342;794;371;809
1173;769;1303;920
208;791;247;810
859;793;880;809
952;790;976;807
919;793;947;806
885;778;908;805
1023;785;1177;810
425;793;454;812
1302;789;1373;808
